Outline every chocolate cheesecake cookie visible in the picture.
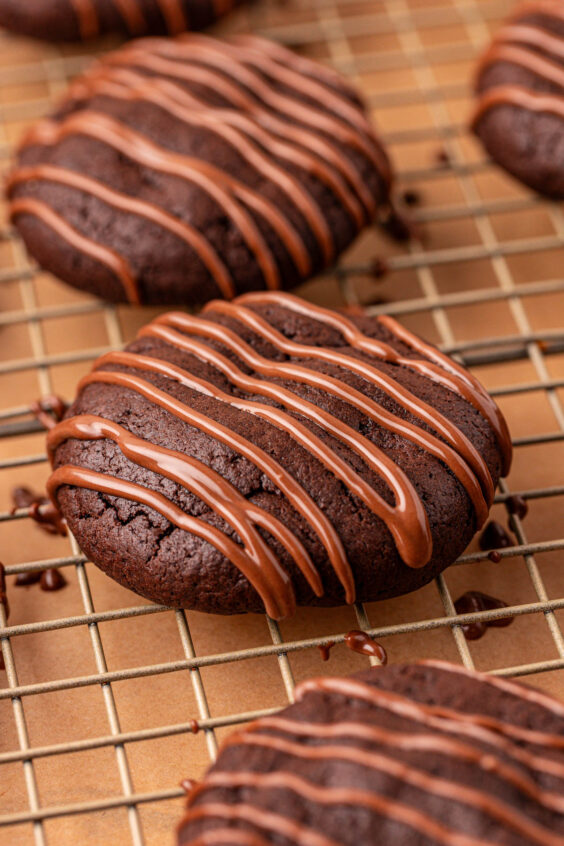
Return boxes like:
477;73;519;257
177;661;564;845
0;0;243;41
46;293;511;618
473;0;564;197
7;35;391;305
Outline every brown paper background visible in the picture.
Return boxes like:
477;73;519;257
1;0;564;843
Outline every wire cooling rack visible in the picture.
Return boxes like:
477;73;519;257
1;0;564;843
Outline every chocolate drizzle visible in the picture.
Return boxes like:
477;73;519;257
47;293;509;620
8;35;390;304
472;1;564;129
180;662;564;846
68;0;233;38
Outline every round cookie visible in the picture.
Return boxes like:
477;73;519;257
473;0;564;197
177;661;564;845
46;293;511;618
0;0;243;41
7;35;391;305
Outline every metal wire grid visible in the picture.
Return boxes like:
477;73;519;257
0;0;563;842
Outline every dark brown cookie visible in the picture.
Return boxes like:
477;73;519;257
473;0;564;197
46;293;511;618
7;35;391;305
0;0;242;41
177;661;564;845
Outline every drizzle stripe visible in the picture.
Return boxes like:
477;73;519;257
193;35;377;140
9;198;140;304
149;315;488;526
185;832;270;846
248;715;564;812
422;660;564;719
113;0;147;33
492;23;564;60
73;70;334;263
473;84;564;125
238;290;511;474
24;111;287;291
68;0;99;38
7;165;235;300
196;302;494;506
47;415;322;617
217;734;563;845
98;56;379;216
123;39;385;172
509;0;564;25
75;365;350;601
296;677;564;752
184;803;341;846
47;465;288;609
155;0;189;34
187;773;497;846
109;338;433;568
478;43;564;89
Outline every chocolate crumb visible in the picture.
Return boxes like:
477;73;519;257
40;568;66;592
435;147;451;168
506;495;528;521
402;189;421;207
479;520;513;551
369;257;389;279
379;207;412;243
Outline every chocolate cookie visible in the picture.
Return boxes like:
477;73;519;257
7;35;391;306
46;293;511;618
0;0;242;41
177;661;564;845
473;0;564;197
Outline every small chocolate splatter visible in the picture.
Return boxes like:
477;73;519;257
189;719;200;735
379;207;412;242
454;591;514;641
402;189;421;207
488;550;502;563
30;395;69;431
344;631;387;664
40;568;66;592
11;486;67;537
180;778;198;794
435;147;451;168
318;641;336;662
11;486;43;511
15;570;42;587
369;257;389;280
479;520;513;551
506;495;528;521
